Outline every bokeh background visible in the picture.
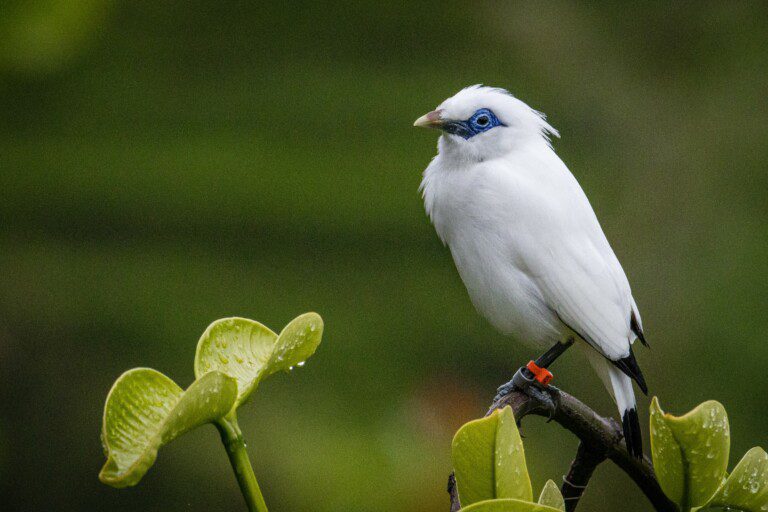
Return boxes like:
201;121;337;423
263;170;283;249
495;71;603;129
1;2;766;511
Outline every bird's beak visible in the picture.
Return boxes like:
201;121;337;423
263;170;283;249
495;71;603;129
413;109;445;129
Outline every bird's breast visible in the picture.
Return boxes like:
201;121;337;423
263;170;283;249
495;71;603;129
425;162;563;347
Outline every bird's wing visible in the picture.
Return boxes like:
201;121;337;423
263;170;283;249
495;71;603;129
525;227;634;362
501;155;637;362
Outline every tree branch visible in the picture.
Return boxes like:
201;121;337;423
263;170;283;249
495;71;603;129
561;441;605;511
489;386;676;512
448;472;461;512
446;385;677;512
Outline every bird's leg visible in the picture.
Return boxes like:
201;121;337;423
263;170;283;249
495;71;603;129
535;338;575;369
494;339;575;417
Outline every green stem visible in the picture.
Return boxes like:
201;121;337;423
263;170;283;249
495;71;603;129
216;414;269;512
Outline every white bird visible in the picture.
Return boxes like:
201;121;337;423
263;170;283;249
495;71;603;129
415;85;648;458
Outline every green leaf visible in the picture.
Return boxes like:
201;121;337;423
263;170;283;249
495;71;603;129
452;406;533;506
650;397;686;505
459;498;563;512
538;480;565;511
705;447;768;512
100;369;238;487
194;312;323;407
649;397;730;510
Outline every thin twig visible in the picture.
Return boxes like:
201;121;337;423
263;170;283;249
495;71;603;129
448;472;461;512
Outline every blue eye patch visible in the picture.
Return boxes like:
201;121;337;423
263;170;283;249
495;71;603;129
442;108;505;140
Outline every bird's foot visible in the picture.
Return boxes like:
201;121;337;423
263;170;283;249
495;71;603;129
494;365;534;402
523;384;557;421
493;362;557;420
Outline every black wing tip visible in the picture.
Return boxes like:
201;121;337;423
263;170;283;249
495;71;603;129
613;346;649;395
622;408;643;459
631;311;649;348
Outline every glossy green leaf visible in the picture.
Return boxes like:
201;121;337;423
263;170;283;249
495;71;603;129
704;447;768;512
538;480;565;511
100;369;238;487
460;498;563;512
650;397;730;510
650;397;686;505
194;312;323;407
452;406;533;506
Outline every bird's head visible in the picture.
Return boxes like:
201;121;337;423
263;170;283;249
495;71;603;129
414;85;559;160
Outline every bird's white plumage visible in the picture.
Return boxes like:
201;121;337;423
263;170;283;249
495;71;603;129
418;86;643;419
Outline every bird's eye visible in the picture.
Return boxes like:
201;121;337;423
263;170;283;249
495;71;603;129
476;115;490;126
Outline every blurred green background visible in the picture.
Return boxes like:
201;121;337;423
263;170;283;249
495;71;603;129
1;1;766;511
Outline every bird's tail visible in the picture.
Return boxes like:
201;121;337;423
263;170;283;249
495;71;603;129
608;366;642;458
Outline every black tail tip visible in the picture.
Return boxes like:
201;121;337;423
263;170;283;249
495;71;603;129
614;347;649;396
622;408;643;459
630;310;649;348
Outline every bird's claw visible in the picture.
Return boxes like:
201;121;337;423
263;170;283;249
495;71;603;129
494;365;534;402
493;366;557;421
524;384;557;421
493;366;534;402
